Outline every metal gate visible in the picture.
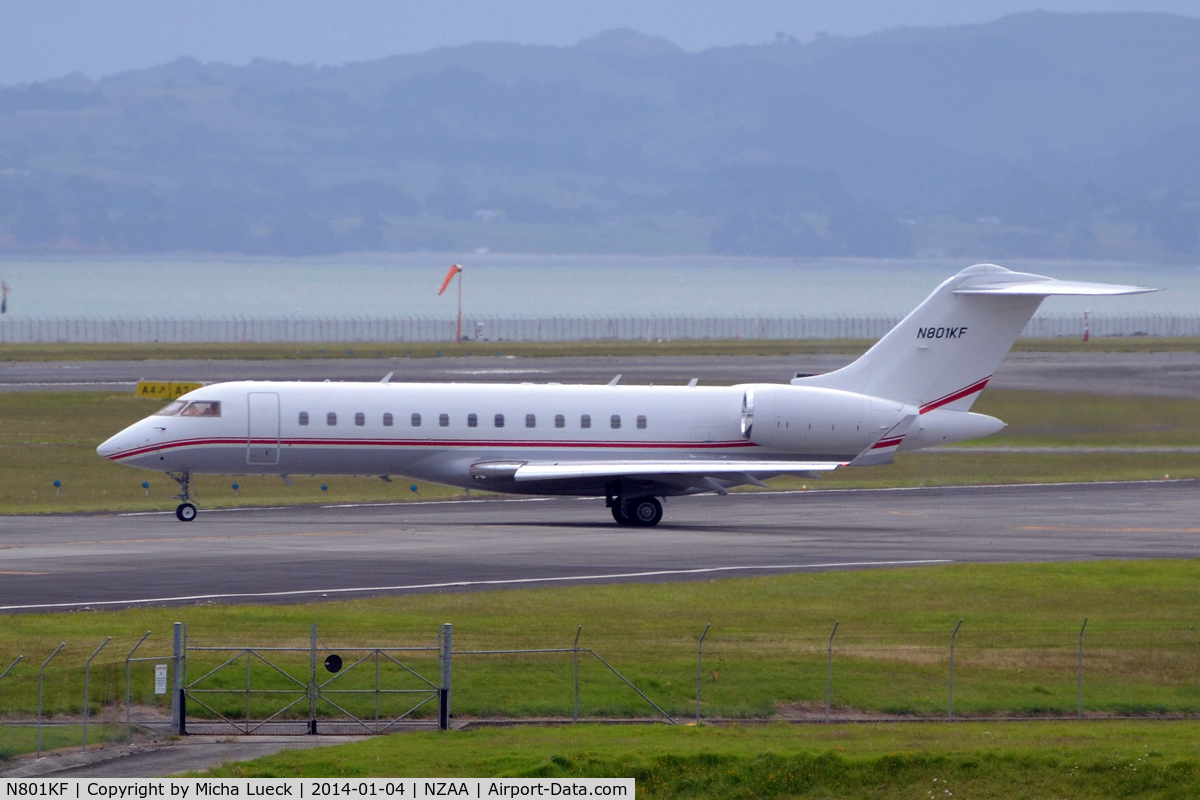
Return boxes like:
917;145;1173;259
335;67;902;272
182;626;443;734
246;391;280;465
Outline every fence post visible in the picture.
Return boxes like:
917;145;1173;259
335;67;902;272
82;637;111;751
0;654;21;733
696;623;711;725
37;643;66;756
439;623;453;731
125;632;151;743
172;622;184;735
181;623;188;733
825;621;839;723
0;655;22;685
573;625;582;723
308;624;318;735
948;619;963;720
1078;618;1088;720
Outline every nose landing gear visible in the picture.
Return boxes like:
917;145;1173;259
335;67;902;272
609;495;663;527
168;471;198;522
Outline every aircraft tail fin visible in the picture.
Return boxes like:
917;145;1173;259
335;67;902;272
792;264;1153;410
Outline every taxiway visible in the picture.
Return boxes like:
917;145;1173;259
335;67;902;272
1;480;1196;610
3;352;1200;396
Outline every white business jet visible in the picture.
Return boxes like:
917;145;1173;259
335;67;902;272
97;265;1152;524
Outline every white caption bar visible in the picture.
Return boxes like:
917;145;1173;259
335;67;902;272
2;779;633;799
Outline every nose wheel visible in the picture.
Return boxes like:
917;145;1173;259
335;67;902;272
168;471;198;522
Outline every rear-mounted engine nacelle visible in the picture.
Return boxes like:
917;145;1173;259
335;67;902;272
742;385;906;454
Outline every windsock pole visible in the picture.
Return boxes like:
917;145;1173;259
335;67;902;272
438;264;464;344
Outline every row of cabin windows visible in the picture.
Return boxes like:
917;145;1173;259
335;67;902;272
297;411;647;429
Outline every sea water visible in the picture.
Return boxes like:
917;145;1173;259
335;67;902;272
0;253;1192;318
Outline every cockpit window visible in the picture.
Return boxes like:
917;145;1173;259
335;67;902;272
153;400;188;417
179;401;221;417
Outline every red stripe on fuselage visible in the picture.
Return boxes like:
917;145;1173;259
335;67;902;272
106;436;758;461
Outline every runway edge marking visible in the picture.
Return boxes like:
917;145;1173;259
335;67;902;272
0;559;951;611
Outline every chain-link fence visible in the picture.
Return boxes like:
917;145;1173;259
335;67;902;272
0;633;172;766
3;618;1198;761
0;314;1194;344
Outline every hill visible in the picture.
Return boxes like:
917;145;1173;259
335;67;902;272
0;12;1197;259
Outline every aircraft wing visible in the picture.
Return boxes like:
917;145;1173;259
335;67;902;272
470;459;845;483
515;460;845;481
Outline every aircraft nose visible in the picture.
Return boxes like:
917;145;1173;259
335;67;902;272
98;422;144;459
96;432;123;459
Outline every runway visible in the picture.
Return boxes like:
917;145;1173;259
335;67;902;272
1;480;1197;611
2;351;1199;396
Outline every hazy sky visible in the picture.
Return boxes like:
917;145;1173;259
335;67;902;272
3;1;1199;85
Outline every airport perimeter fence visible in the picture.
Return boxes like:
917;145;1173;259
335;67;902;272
0;313;1196;344
3;618;1200;756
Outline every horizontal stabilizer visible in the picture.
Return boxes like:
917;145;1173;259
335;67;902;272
953;279;1154;296
506;460;845;482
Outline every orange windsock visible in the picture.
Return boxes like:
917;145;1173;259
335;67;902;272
437;264;463;295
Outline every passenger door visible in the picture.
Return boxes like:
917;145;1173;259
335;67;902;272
247;392;281;465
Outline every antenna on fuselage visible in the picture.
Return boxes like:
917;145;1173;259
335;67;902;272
607;374;622;386
380;372;394;383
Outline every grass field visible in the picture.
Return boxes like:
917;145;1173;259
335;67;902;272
2;561;1198;724
2;562;1200;793
197;720;1200;798
0;723;118;764
1;389;1197;514
2;336;1200;362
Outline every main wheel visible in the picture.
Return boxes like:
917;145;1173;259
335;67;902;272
628;496;663;527
175;503;197;522
611;502;632;525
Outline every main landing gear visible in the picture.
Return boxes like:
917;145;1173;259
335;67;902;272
610;496;663;527
169;471;197;522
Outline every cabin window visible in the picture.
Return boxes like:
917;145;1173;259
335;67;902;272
580;414;591;429
439;413;450;427
411;413;422;427
611;414;621;429
180;401;221;417
326;412;337;426
154;400;187;417
355;412;365;427
298;412;309;426
494;413;505;428
526;414;536;428
467;413;478;428
637;415;647;429
383;413;393;427
555;414;565;428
